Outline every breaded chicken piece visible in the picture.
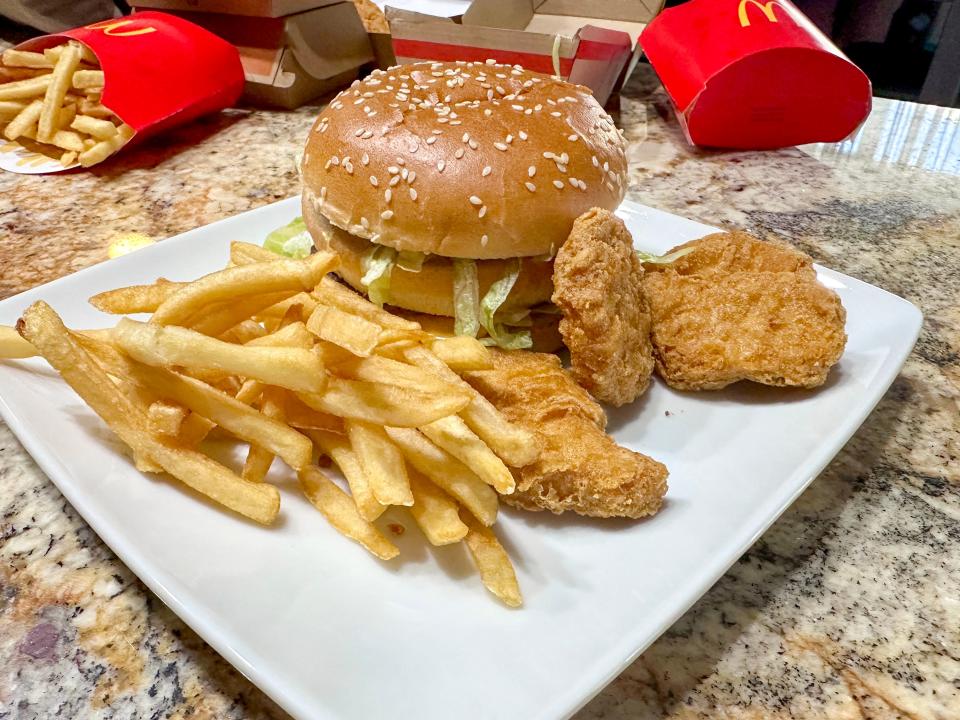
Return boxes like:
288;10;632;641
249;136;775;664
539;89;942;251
552;208;655;406
463;349;668;519
642;232;847;391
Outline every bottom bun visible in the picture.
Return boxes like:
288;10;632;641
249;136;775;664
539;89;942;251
390;307;565;353
304;191;555;317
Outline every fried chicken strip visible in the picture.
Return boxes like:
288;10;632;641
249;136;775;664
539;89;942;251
642;231;847;391
463;349;667;519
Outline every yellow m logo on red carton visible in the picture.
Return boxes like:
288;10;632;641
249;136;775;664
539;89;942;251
84;19;157;37
738;0;787;26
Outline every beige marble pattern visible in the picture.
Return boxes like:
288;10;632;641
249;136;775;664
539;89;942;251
1;62;959;719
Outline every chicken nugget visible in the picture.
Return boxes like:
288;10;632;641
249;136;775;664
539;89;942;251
642;233;846;391
464;349;668;519
552;208;654;406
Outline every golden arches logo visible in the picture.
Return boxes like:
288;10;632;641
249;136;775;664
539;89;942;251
738;0;787;26
84;19;157;37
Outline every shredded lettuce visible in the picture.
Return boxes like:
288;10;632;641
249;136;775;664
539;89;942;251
477;259;532;350
397;250;426;272
636;246;695;265
453;259;480;337
361;245;398;306
264;216;313;259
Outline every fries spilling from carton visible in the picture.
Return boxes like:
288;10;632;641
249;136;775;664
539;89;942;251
4;245;534;606
0;41;133;168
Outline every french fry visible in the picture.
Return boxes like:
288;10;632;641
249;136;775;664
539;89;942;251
325;351;471;396
461;510;522;607
300;378;469;428
408;471;468;545
91;282;185;315
254;292;318;322
38;43;81;142
308;429;384;522
284;393;344;434
70;113;117;140
148;400;189;436
222;319;268;344
71;70;104;89
307;304;380;356
50;129;85;152
2;49;52;68
235;378;264;405
0;75;52;100
346;420;413;506
0;325;36;358
0;100;26;119
245;321;314;349
298;465;399;560
152;252;337;326
430;336;493;371
56;102;77;130
229;240;278;265
78;98;112;118
85;338;313;471
420;415;516;494
190;291;292;337
3;98;41;140
45;42;98;65
404;345;539;467
384;427;498;526
78;124;134;167
313;276;422;332
242;387;284;482
112;318;327;394
59;150;77;167
177;412;216;447
17;301;279;525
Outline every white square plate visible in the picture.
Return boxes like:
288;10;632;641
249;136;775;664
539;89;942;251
0;198;921;720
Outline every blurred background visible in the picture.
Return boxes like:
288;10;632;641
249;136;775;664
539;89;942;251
3;0;960;107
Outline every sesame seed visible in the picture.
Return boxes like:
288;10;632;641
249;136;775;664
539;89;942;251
557;164;567;173
330;156;340;166
525;182;536;192
360;216;369;228
568;134;578;142
408;170;416;184
320;187;327;200
384;188;392;203
362;130;373;139
496;86;505;95
506;134;513;143
481;235;489;246
560;153;569;164
482;166;492;176
568;177;578;188
592;156;599;167
438;160;445;172
603;161;609;172
409;188;418;201
381;210;394;220
553;180;564;189
449;120;462;126
494;142;508;151
455;148;465;159
469;195;482;206
426;136;437;145
462;133;470;143
389;175;400;186
362;153;369;165
551;111;561;117
468;139;478;150
528;166;536;177
353;98;365;105
370;175;379;187
478;206;487;218
484;108;492;117
519;130;528;140
512;104;523;111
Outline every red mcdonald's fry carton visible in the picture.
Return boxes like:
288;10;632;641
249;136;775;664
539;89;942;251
0;11;243;174
640;0;872;150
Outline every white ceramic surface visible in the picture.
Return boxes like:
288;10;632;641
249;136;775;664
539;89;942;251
0;197;922;720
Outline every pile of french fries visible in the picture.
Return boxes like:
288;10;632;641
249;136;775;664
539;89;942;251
0;41;133;167
1;243;541;606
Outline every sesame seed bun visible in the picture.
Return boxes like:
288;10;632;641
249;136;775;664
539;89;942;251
301;60;628;260
304;193;554;316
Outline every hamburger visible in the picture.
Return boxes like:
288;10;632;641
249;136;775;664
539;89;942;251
300;60;627;349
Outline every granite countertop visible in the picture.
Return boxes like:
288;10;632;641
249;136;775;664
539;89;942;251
1;58;959;718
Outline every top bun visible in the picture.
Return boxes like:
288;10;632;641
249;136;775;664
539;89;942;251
301;60;628;260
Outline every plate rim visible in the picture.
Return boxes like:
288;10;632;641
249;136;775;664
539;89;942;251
0;197;923;720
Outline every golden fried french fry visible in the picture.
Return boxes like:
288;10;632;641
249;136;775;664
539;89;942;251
300;378;469;428
56;102;77;129
177;412;216;447
2;49;52;68
77;123;133;167
0;100;26;118
70;113;117;140
3;98;41;140
308;429;384;522
78;98;112;118
148;399;188;436
346;420;413;506
384;427;498;526
430;336;493;371
152;252;337;327
50;129;84;152
307;305;380;356
38;43;81;142
0;325;36;358
242;387;284;482
112;318;327;394
229;241;277;265
245;321;314;349
71;70;104;89
86;339;313;471
404;345;539;467
45;42;97;65
284;393;344;434
254;292;318;322
324;351;470;397
222;319;268;344
189;291;292;337
18;302;279;525
0;75;52;101
89;280;185;314
235;378;264;405
408;471;468;545
59;150;77;167
461;510;522;607
420;415;515;494
313;276;422;332
298;465;398;560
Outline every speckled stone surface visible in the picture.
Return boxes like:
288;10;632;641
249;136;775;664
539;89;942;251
1;58;959;719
